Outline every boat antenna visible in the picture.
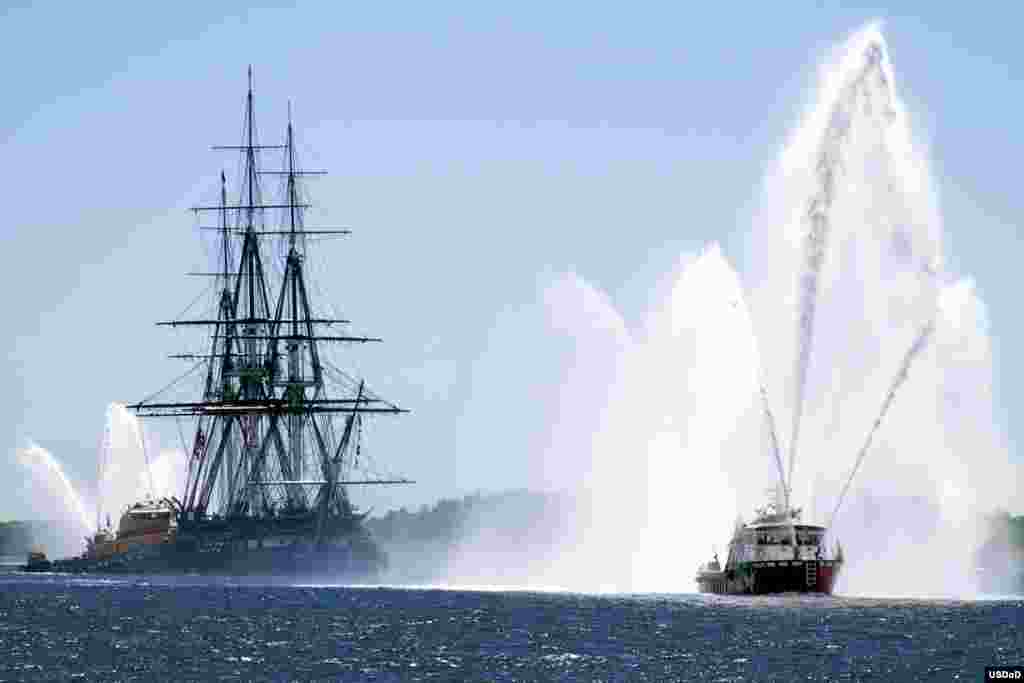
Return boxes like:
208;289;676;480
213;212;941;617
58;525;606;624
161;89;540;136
737;297;791;509
758;380;789;511
744;297;798;548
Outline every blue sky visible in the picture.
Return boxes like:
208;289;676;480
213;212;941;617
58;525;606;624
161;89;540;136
1;2;1021;518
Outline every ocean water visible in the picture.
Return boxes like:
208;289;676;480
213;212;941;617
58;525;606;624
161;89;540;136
0;573;1019;681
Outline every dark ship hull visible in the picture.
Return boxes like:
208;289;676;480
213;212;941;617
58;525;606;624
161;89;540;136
48;513;387;579
48;540;385;579
21;553;52;573
697;558;840;595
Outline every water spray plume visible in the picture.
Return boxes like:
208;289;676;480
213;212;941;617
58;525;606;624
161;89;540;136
137;420;156;499
12;404;189;558
97;402;168;522
490;23;1006;596
96;410;113;529
17;442;94;534
829;319;936;529
786;35;897;495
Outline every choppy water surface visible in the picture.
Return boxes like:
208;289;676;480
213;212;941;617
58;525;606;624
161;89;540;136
0;573;1020;681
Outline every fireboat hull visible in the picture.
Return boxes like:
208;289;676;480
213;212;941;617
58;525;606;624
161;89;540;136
696;559;840;595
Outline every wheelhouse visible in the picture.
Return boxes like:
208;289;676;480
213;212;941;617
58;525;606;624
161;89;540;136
728;522;831;565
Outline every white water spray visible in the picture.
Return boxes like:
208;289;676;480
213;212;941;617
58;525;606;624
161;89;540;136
14;403;187;553
829;319;935;528
456;24;1015;596
16;442;93;534
96;403;185;522
787;39;900;494
96;403;153;524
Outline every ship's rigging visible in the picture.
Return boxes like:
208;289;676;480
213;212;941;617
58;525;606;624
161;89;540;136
128;70;410;544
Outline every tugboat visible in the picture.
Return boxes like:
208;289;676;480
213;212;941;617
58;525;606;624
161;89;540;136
697;493;843;595
22;548;52;573
80;500;176;565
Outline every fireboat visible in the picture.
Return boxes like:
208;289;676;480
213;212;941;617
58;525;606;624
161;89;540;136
696;493;843;595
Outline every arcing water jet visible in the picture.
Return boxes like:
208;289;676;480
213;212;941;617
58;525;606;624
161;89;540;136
787;37;900;495
829;319;936;528
97;402;159;524
16;442;94;534
508;24;1004;596
15;403;176;550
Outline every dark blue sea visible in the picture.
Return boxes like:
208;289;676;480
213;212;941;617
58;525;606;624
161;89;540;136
0;572;1020;681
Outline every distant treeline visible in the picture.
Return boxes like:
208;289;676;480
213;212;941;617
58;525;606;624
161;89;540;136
0;521;51;556
976;511;1024;592
363;489;577;583
1;492;567;557
365;490;570;546
977;511;1024;560
5;503;1024;571
987;512;1024;547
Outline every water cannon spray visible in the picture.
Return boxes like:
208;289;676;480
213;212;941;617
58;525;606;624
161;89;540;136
828;319;936;531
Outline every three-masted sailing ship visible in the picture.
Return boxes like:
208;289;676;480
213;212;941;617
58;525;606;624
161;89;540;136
48;72;411;577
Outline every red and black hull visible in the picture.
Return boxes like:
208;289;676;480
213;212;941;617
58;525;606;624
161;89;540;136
697;559;840;595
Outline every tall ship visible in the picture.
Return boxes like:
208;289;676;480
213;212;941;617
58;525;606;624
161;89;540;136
40;72;412;578
696;490;843;595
